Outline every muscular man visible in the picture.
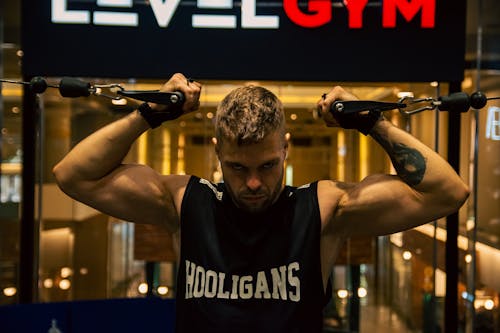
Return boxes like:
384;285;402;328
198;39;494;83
53;73;469;332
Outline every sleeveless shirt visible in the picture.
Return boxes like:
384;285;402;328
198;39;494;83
175;176;327;333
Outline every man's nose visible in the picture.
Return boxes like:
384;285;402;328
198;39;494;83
246;173;262;191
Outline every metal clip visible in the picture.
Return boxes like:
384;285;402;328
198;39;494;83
398;96;438;115
91;83;125;100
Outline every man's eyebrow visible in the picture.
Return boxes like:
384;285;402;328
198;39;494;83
224;161;245;167
260;158;280;166
224;157;280;167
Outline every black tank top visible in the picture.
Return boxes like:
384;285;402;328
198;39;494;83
175;176;327;333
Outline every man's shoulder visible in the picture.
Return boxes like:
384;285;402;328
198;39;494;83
291;181;318;195
188;176;224;202
280;182;319;206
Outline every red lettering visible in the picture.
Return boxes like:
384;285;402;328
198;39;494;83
383;0;435;28
344;0;369;28
283;0;331;28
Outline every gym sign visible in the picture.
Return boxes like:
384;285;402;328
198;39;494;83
51;0;436;29
486;107;500;141
23;0;466;82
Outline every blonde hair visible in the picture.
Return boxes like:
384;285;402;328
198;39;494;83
215;85;285;145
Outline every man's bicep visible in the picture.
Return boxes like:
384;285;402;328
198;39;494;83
317;180;353;234
331;174;433;237
71;164;180;229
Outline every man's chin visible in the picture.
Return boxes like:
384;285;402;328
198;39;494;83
236;200;269;214
243;206;266;214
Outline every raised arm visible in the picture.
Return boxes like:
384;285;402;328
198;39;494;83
316;86;469;237
52;73;201;231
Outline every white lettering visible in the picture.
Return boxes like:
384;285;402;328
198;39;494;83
254;271;271;299
93;11;138;26
52;0;90;24
185;260;195;298
271;265;287;300
204;270;218;298
288;262;300;301
193;265;206;298
486;106;500;141
241;0;279;29
51;0;276;29
52;0;138;26
217;272;230;299
97;0;132;7
239;275;253;299
192;15;237;29
230;275;239;299
198;0;233;9
184;260;301;302
199;178;224;200
150;0;182;27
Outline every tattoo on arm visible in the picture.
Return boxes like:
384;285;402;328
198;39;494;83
391;143;426;186
372;133;427;186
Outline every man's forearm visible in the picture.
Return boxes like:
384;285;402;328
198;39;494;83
369;118;464;193
370;119;426;186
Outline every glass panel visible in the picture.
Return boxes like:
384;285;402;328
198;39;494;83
108;221;145;298
0;15;22;305
462;69;500;333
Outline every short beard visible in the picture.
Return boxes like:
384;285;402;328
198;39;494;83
226;170;284;214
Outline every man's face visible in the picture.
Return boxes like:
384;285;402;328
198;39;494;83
216;131;288;214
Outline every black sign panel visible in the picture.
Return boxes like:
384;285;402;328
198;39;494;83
22;0;466;82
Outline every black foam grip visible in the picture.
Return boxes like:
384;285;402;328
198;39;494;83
30;76;48;94
438;92;470;113
470;91;487;109
59;77;91;98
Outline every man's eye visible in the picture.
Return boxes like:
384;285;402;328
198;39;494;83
232;164;244;171
262;162;276;170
